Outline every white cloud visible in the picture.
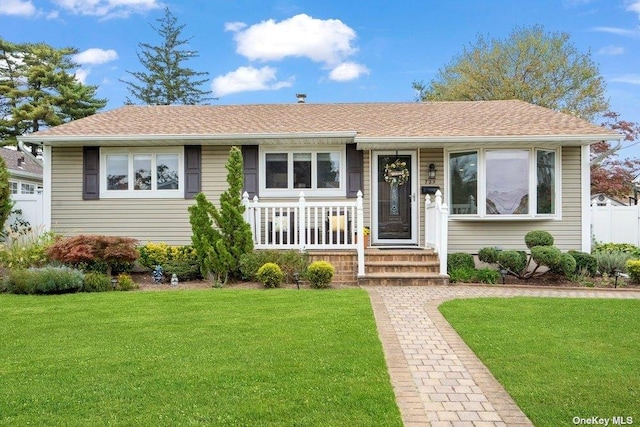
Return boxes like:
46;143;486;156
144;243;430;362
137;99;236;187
0;0;36;16
224;21;246;32
53;0;160;18
73;48;118;65
211;66;292;97
329;62;369;82
74;68;90;84
610;73;640;85
627;0;640;15
592;26;640;36
228;14;358;66
598;45;625;55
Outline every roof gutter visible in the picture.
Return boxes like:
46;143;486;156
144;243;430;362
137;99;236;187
18;131;359;145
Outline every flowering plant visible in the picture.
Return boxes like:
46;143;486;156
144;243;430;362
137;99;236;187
384;159;410;186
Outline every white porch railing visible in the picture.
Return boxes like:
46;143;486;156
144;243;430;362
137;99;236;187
424;190;449;276
243;191;365;277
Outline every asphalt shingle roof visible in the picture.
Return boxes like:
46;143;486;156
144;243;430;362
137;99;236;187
0;147;42;176
25;100;618;140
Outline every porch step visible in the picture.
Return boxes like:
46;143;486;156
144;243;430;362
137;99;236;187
359;248;448;286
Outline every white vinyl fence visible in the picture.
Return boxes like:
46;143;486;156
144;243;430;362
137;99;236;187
6;190;45;232
591;200;640;246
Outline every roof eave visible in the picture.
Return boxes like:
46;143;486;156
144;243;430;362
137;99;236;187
18;131;358;146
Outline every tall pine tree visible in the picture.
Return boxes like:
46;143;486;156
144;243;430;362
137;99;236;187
121;7;213;105
0;37;107;155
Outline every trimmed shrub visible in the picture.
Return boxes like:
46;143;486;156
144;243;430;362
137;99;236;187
626;260;640;283
162;259;201;281
568;250;597;276
478;247;500;265
557;253;577;277
116;273;138;291
306;261;335;288
531;246;561;267
5;266;84;295
83;271;112;292
447;252;475;272
239;250;309;283
525;230;554;249
497;250;527;273
593;251;631;276
255;262;284;288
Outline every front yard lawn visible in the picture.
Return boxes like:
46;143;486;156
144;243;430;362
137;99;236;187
0;289;401;426
439;298;640;427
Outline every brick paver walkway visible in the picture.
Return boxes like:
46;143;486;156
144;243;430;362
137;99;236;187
366;285;640;427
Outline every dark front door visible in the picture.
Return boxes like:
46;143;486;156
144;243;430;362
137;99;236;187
375;153;414;242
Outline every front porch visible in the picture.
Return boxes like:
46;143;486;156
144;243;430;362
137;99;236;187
242;190;450;284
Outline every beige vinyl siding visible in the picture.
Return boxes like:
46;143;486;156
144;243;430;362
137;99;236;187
448;146;582;252
50;145;231;246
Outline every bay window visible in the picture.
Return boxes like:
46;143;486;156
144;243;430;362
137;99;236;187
101;148;182;198
261;147;344;196
449;148;559;218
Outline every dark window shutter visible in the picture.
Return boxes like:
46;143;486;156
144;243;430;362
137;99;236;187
83;146;99;200
346;144;363;198
242;145;259;198
184;145;201;199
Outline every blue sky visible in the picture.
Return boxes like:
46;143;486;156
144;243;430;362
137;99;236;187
2;0;640;157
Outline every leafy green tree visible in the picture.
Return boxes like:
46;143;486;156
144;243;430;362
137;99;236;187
0;155;13;237
413;25;608;121
121;7;212;105
0;37;107;155
188;147;253;284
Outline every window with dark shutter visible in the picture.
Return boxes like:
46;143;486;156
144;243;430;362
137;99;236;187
184;145;201;199
83;146;100;200
242;145;259;198
346;144;363;198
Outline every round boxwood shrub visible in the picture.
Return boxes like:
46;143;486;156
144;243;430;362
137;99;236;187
568;250;597;276
478;247;500;264
256;262;284;288
497;250;527;273
531;245;561;267
447;252;475;273
557;252;577;277
524;230;554;249
306;261;335;288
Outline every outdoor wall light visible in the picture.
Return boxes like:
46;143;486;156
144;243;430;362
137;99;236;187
428;163;437;180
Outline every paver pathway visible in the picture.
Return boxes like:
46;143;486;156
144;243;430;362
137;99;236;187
366;285;640;427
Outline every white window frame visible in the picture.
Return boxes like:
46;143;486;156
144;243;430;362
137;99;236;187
446;147;561;220
100;147;184;199
9;180;18;194
259;146;346;197
20;182;36;194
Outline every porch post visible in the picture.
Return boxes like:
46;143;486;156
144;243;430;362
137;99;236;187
356;191;365;277
298;192;307;251
424;193;431;248
439;201;449;277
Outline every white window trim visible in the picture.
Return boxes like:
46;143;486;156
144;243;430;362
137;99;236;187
446;147;562;220
259;146;346;197
100;147;184;199
9;180;19;194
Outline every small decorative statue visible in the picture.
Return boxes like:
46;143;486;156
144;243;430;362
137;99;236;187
170;273;179;287
152;265;164;284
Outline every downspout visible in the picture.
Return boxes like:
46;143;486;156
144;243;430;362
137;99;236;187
17;140;43;167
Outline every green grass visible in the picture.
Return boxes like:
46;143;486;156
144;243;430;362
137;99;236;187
439;298;640;427
0;289;401;426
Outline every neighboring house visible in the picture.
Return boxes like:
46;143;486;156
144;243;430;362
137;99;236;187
0;147;44;231
0;146;43;196
590;193;628;206
19;100;620;281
